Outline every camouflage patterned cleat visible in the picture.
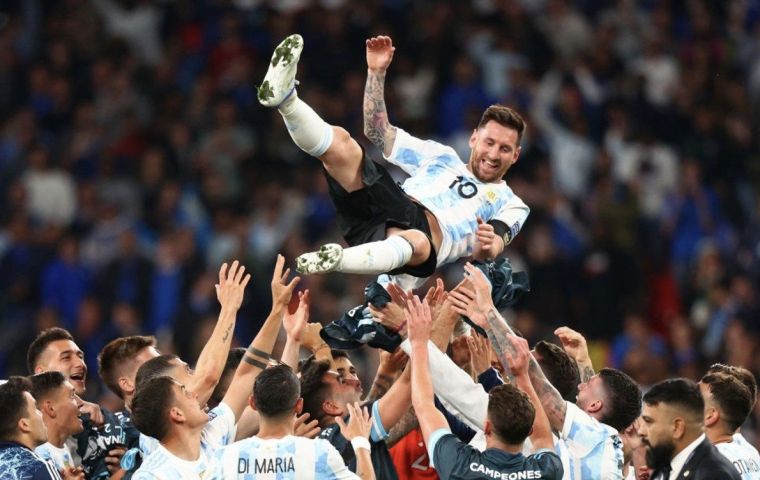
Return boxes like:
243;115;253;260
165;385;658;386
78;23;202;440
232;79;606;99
296;243;343;275
257;34;303;107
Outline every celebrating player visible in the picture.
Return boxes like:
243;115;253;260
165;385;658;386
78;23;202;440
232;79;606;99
258;34;529;287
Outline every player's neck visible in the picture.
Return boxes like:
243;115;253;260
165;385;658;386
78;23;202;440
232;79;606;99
46;422;68;448
485;436;522;455
163;426;202;461
256;418;295;440
706;424;735;445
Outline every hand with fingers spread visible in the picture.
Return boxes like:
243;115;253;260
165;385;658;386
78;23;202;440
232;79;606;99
405;296;432;346
386;283;413;309
369;300;406;336
294;412;321;439
467;330;493;376
501;334;531;378
423;278;448;322
378;348;408;375
472;217;502;260
284;290;310;342
271;254;301;310
216;260;252;311
448;264;493;328
366;36;395;73
335;402;372;441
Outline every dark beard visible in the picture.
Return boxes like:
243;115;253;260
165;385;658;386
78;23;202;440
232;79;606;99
646;441;676;471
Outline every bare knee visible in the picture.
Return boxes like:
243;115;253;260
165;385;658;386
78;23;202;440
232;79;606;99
392;229;431;264
320;127;361;166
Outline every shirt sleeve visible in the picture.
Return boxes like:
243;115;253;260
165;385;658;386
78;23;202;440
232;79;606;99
434;397;476;444
324;442;360;480
561;401;602;441
531;449;564;479
477;368;504;393
31;460;63;480
400;339;489;431
491;194;530;245
202;402;237;448
369;400;388;442
384;128;457;176
431;431;479;479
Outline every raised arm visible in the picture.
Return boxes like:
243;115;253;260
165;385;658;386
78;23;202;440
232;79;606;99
281;290;310;370
364;36;398;157
222;255;300;420
502;334;554;450
555;326;595;383
190;261;250;405
449;263;568;432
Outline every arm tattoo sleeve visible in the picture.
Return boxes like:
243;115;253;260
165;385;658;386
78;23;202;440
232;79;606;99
484;307;568;430
365;373;395;403
385;408;419;448
581;365;595;383
363;70;396;154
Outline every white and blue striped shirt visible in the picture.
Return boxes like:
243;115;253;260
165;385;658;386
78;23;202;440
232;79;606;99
207;434;359;479
134;402;236;479
559;402;624;480
385;128;529;268
716;434;760;479
35;442;78;472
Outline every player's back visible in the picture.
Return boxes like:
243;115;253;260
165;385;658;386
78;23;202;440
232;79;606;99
208;434;360;480
716;438;760;480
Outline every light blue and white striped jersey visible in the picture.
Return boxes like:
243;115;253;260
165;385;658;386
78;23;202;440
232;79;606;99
138;402;236;459
207;434;360;479
716;435;760;479
559;402;624;480
385;128;529;267
35;442;78;472
132;443;210;480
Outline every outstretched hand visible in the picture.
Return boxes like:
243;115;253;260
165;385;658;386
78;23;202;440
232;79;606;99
554;326;591;364
501;334;531;378
335;402;372;440
284;290;310;341
366;36;395;72
271;254;300;309
448;263;493;327
405;296;432;346
216;260;252;311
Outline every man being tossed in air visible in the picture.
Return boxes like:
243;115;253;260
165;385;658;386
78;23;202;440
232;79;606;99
258;35;529;288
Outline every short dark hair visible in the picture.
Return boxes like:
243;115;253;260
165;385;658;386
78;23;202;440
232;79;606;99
598;368;642;432
131;376;175;441
707;364;757;407
0;376;33;441
487;384;534;444
298;349;348;373
253;365;300;418
534;341;580;402
701;372;752;431
135;354;179;391
27;327;74;374
477;105;526;143
29;371;67;403
644;378;704;420
209;348;246;409
98;336;157;399
299;356;332;425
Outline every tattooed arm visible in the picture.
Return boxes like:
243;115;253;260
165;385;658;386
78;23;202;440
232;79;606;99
386;408;419;448
555;326;595;382
364;36;398;157
190;260;251;406
449;263;568;432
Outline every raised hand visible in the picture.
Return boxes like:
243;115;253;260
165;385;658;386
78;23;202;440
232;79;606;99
271;254;300;309
294;412;321;438
335;402;372;440
366;36;395;73
467;330;493;376
284;290;310;342
216;260;252;311
554;326;590;364
448;264;493;328
501;334;531;378
369;301;406;335
405;296;432;346
423;278;448;321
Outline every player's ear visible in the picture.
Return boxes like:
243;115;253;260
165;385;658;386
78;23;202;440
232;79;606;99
703;406;718;427
249;394;257;412
118;376;134;397
483;418;492;437
294;398;304;415
469;129;478;149
322;399;342;416
587;399;603;414
169;406;185;424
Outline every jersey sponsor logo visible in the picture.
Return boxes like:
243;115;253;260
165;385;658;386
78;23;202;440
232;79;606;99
469;463;543;479
238;456;295;474
449;176;478;199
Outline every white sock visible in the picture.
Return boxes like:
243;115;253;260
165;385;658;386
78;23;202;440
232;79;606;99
278;92;334;157
337;236;414;274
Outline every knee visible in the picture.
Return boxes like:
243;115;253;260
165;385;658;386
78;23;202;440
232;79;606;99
323;127;361;163
397;229;430;255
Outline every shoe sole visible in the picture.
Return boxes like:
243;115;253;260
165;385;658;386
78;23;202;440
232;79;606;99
258;34;303;107
296;243;343;274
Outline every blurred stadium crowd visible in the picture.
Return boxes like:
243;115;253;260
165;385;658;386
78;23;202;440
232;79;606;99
0;0;759;443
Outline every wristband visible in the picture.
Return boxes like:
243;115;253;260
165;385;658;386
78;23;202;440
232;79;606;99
247;346;271;360
351;437;371;451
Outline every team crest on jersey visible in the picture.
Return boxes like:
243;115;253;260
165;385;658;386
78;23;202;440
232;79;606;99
485;190;497;204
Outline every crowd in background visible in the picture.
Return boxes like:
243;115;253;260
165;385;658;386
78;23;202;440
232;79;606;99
0;0;759;444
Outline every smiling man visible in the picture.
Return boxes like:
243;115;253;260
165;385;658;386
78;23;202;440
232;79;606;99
27;327;130;478
258;34;529;289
